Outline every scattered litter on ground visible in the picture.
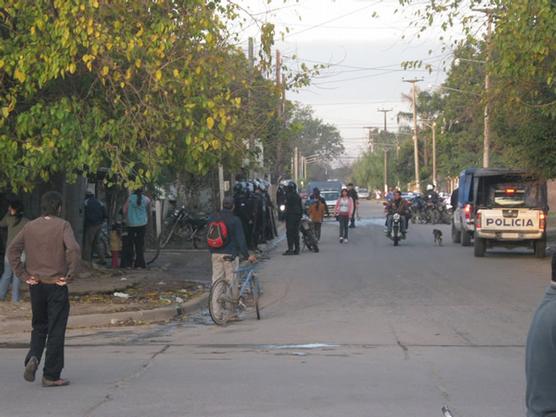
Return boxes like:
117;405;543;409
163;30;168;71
264;343;338;350
113;292;130;299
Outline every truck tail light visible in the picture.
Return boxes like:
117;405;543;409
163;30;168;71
539;212;546;230
476;212;481;230
464;204;473;223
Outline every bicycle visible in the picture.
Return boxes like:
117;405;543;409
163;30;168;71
208;261;261;325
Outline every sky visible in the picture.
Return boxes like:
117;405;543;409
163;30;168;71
234;0;467;162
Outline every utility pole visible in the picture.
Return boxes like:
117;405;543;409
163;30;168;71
378;108;393;194
403;78;423;192
432;121;437;186
472;8;496;168
276;49;283;180
248;37;255;153
293;146;299;183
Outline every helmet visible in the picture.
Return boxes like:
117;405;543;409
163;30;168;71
233;182;244;195
426;184;434;191
287;181;297;192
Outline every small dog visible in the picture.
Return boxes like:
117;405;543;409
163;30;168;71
433;229;443;246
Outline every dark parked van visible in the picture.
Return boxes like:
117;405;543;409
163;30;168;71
451;168;478;246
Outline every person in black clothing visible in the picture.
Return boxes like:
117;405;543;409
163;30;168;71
347;183;359;228
251;185;265;248
424;184;440;204
83;192;107;265
283;181;302;256
233;183;254;250
450;187;458;210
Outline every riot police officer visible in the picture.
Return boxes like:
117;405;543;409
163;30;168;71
283;181;302;256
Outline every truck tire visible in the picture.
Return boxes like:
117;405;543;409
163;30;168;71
452;223;461;243
534;239;546;258
474;236;486;257
461;230;472;246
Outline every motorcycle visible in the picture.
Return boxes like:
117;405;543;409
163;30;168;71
299;215;319;253
158;206;208;249
389;213;405;246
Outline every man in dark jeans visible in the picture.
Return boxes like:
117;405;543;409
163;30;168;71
283;182;303;256
8;191;81;387
83;191;107;265
347;183;359;228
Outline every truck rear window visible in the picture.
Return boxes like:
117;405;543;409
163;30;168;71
487;181;541;208
493;188;526;207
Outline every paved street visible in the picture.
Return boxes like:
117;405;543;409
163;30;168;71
0;200;551;417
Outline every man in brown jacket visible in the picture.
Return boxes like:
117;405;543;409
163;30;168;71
307;188;329;241
8;191;81;387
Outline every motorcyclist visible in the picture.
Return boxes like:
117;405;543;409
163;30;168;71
283;181;302;256
276;182;288;221
424;184;440;204
385;190;410;238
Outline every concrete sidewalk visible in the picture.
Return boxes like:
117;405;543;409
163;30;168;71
0;230;285;336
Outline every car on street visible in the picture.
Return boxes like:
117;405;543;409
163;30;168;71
401;192;416;202
320;189;340;216
357;187;370;199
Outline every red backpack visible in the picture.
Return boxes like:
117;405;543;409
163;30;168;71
207;218;229;249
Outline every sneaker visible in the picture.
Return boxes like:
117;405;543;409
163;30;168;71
282;251;293;256
41;377;70;387
344;239;348;243
24;356;38;382
339;238;344;243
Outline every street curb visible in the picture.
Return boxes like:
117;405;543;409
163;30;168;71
0;293;209;334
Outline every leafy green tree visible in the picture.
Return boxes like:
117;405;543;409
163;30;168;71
397;0;556;178
0;0;290;190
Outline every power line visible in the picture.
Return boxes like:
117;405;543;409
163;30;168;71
282;52;452;72
283;2;381;39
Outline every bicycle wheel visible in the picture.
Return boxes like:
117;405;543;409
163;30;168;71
192;225;208;249
159;222;178;249
208;278;233;326
250;275;261;320
146;236;161;265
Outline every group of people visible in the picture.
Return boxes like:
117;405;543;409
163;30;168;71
83;189;151;269
232;180;278;252
0;183;555;417
279;181;360;250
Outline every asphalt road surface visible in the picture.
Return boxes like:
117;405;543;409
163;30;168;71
0;200;551;417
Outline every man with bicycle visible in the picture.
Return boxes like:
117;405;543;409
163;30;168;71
207;197;256;319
